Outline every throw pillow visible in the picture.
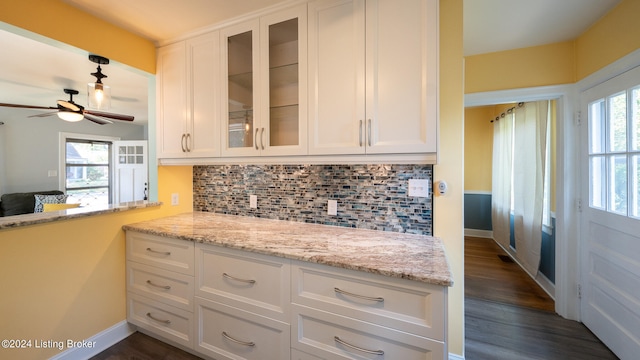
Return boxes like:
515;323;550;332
34;194;69;213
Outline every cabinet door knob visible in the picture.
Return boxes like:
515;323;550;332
180;134;186;152
222;331;255;347
223;272;256;284
185;133;191;152
146;280;171;290
146;312;171;325
255;128;259;150
334;336;384;355
334;287;384;302
146;247;171;256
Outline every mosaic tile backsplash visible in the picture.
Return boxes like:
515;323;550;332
193;164;433;235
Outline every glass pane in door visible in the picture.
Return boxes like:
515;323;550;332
632;87;640;151
609;155;627;214
608;92;627;153
632;155;640;218
590;155;606;210
589;99;605;154
228;31;254;149
268;18;298;147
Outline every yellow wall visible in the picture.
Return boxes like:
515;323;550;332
575;0;640;80
465;0;639;94
465;41;575;94
0;166;192;360
464;106;494;191
0;0;155;73
436;0;464;356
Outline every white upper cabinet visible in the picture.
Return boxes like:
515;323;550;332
157;32;220;159
308;0;438;155
221;5;308;157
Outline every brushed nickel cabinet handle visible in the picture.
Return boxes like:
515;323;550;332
146;312;171;324
185;133;191;152
146;280;171;290
334;336;384;355
334;287;384;302
222;331;255;347
146;247;171;256
180;134;186;152
359;120;363;147
255;128;259;150
223;272;256;284
367;118;372;147
260;127;265;150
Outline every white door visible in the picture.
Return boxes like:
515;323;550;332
580;64;640;360
113;140;148;203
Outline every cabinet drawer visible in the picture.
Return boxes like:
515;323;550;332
292;304;445;360
126;231;194;275
127;293;194;349
291;348;323;359
127;261;194;311
196;244;290;321
292;262;446;340
195;297;290;360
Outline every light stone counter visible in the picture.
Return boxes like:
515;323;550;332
0;201;161;230
123;212;453;286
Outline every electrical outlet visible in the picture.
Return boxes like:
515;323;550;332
327;200;338;216
47;170;57;177
408;179;430;198
171;193;179;206
250;195;258;209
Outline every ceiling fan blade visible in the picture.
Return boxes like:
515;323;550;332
0;103;58;110
28;111;58;118
84;109;134;122
83;113;114;125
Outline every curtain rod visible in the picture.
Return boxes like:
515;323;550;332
490;102;525;123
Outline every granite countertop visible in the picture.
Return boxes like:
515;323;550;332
123;212;453;287
0;201;161;230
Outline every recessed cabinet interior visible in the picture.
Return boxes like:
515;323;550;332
157;32;220;159
221;5;307;157
308;0;438;156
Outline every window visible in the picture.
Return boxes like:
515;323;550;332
65;138;112;207
588;85;640;218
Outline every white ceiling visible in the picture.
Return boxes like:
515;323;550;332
0;0;624;126
464;0;621;56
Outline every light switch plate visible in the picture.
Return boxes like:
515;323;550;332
249;194;257;209
327;200;338;215
408;179;430;198
171;193;179;206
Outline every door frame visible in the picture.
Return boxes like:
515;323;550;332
465;84;580;320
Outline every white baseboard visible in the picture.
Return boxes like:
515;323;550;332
464;228;493;238
449;353;465;360
49;320;135;360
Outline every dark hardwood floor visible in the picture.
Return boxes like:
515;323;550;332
465;236;618;360
89;331;203;360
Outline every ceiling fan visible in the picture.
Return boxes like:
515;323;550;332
0;88;134;125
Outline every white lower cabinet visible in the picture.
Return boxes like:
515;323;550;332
293;304;444;359
195;297;290;360
126;231;447;359
128;293;195;349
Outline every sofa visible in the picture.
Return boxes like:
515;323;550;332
0;190;65;217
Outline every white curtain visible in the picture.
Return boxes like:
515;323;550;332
491;111;513;250
512;101;549;275
491;101;549;276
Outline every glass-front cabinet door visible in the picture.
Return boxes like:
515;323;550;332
221;20;260;156
221;5;307;157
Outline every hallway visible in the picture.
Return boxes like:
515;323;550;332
464;236;618;359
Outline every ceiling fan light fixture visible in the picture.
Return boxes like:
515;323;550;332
57;110;84;122
88;54;111;110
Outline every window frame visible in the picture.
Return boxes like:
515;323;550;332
58;132;120;206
